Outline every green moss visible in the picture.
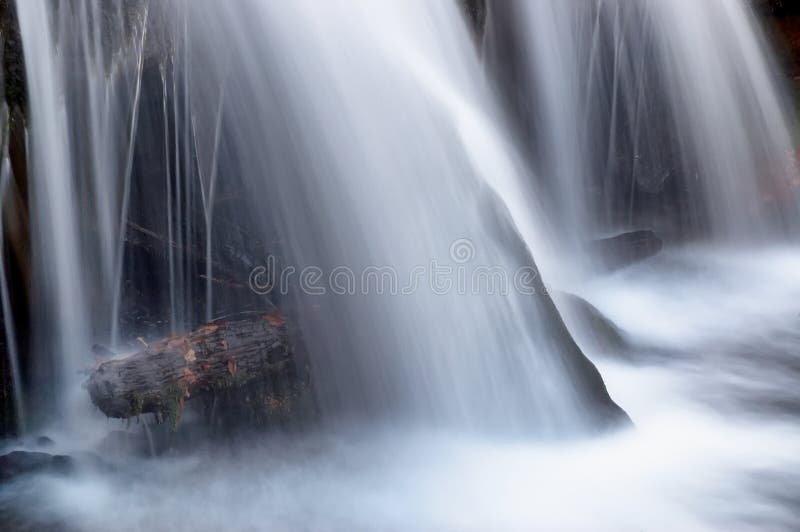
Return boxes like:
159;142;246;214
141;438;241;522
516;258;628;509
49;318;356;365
162;383;186;432
129;394;144;417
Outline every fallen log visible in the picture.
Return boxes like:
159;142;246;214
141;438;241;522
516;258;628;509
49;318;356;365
86;312;307;428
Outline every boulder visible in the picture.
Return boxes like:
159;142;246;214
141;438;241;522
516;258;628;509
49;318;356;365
0;451;72;481
481;189;633;432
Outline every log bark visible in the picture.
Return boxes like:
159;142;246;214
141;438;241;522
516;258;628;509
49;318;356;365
86;312;304;425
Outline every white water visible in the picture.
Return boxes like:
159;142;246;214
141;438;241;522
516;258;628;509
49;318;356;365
16;0;92;426
4;249;800;531
4;0;800;530
216;0;572;429
485;0;800;243
14;0;620;433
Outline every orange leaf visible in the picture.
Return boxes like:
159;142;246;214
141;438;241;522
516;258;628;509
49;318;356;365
227;358;237;375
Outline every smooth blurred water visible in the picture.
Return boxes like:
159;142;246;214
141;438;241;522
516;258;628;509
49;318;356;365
5;248;800;531
486;0;800;244
6;1;800;530
14;0;626;435
16;0;93;427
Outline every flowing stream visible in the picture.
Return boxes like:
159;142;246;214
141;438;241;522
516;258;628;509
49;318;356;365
2;0;800;530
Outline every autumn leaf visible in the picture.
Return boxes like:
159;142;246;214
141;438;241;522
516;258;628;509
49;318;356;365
184;348;197;363
227;358;237;375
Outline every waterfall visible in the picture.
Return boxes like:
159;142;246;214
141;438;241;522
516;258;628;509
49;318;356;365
13;0;798;435
11;0;798;435
160;0;624;433
7;1;800;530
11;0;626;435
16;0;92;426
486;0;800;244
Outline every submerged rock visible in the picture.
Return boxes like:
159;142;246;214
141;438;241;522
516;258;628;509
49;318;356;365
481;190;633;433
554;292;629;354
0;449;116;482
533;290;633;431
589;230;663;271
0;451;72;481
35;436;54;448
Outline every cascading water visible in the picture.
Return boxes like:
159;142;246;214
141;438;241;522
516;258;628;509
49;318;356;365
15;0;92;427
13;0;193;427
0;106;24;433
2;0;800;530
180;0;627;432
485;0;800;245
10;0;627;436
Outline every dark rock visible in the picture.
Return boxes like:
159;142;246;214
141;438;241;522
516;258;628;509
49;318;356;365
1;0;28;113
754;0;800;17
457;0;487;41
0;450;114;482
481;189;633;433
35;436;54;447
554;292;628;354
534;289;633;431
588;230;663;271
0;451;55;481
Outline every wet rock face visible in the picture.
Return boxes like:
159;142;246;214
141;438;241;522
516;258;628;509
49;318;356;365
532;288;633;432
759;0;800;104
457;0;487;40
0;0;33;442
554;292;628;354
34;435;54;448
1;0;27;113
754;0;800;17
482;188;633;433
